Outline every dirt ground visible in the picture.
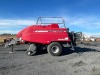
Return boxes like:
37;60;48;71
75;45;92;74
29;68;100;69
0;43;100;75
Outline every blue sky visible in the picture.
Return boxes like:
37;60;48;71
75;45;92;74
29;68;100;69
0;0;100;35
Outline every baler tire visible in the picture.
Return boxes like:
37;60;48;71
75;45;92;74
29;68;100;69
26;50;36;56
47;42;62;56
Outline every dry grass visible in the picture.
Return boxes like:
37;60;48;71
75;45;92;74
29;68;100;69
0;35;16;43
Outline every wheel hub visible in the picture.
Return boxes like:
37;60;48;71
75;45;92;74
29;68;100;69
51;46;59;53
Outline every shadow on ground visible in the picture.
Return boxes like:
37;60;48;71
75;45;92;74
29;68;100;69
13;46;100;56
62;46;100;56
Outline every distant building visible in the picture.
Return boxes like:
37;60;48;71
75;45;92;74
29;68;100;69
90;37;96;41
90;35;100;42
95;38;100;42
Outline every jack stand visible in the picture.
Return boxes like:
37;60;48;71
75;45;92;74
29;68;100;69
70;42;75;50
9;44;14;53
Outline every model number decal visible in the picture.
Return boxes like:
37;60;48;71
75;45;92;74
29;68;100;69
58;37;68;40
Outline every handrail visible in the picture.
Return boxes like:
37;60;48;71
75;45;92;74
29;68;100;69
36;17;66;28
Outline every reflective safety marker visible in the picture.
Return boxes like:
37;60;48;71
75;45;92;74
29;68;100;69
65;37;68;40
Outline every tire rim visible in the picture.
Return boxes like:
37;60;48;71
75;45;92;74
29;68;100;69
51;46;59;53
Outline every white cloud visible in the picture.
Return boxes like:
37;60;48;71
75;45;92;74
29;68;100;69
61;16;100;35
0;19;36;26
65;17;100;30
0;17;100;35
83;32;100;37
0;19;36;34
0;30;19;34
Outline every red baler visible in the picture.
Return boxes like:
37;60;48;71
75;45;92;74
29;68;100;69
17;17;74;56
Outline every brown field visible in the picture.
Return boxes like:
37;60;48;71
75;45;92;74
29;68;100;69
0;35;16;45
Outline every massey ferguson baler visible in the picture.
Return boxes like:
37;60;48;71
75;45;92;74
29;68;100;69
16;17;75;56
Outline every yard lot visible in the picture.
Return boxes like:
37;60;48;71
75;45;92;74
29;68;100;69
0;43;100;75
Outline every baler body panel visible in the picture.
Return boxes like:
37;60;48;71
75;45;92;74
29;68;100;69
17;24;71;44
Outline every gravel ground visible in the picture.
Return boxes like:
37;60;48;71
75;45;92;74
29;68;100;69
0;43;100;75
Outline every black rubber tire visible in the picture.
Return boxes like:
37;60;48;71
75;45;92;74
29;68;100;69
47;42;62;56
26;50;36;56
